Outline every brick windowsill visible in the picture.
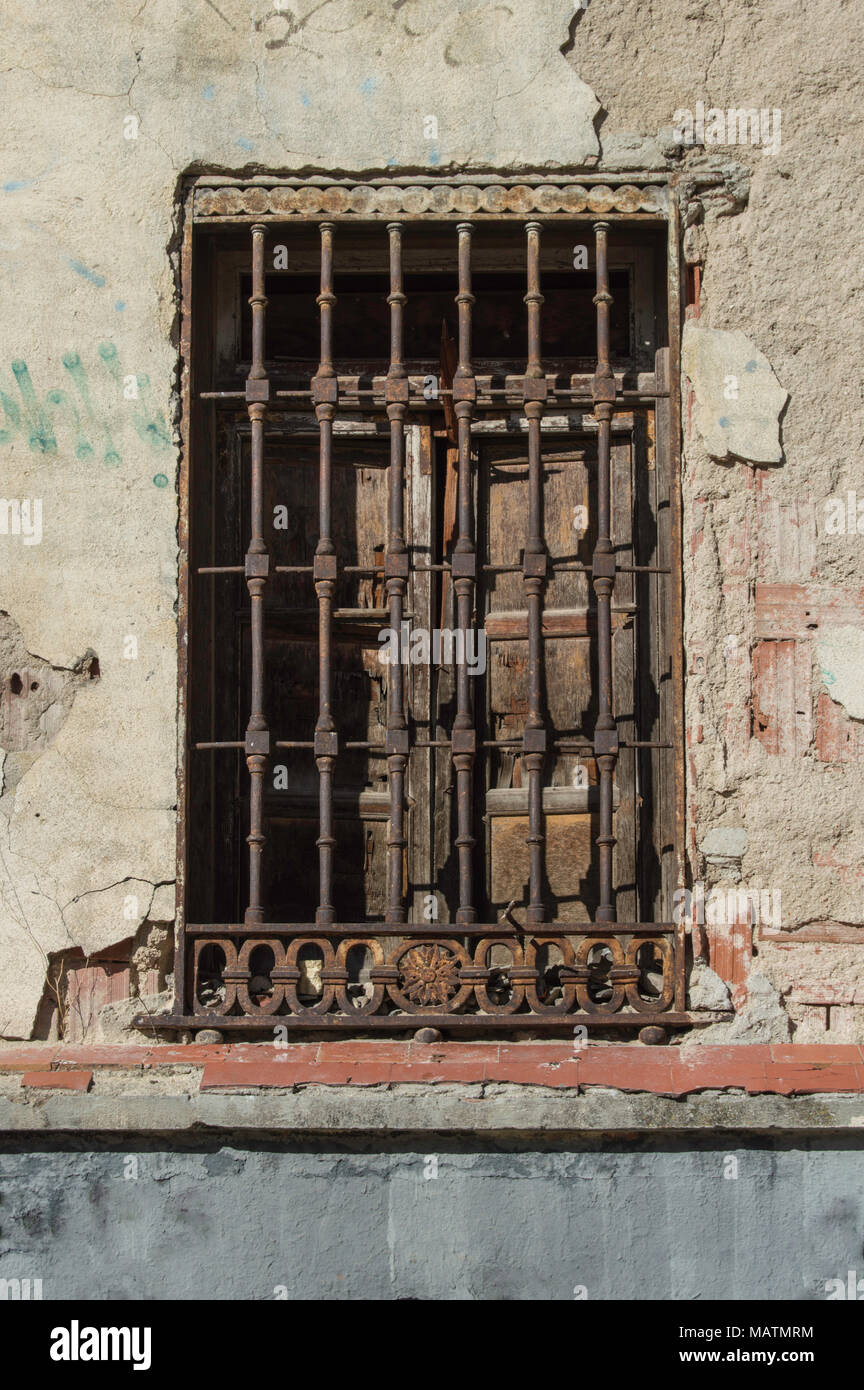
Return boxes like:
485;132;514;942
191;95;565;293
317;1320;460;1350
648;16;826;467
2;1042;864;1097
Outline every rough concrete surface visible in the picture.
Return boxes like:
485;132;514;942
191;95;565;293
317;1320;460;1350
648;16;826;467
0;0;863;1043
1;1133;863;1299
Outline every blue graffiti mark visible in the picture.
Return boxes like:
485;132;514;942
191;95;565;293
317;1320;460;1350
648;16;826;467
360;76;379;96
153;473;169;488
385;155;398;167
300;90;311;108
428;147;441;166
745;359;759;373
236;136;253;152
114;301;126;312
68;260;106;288
3;178;36;192
202;84;215;100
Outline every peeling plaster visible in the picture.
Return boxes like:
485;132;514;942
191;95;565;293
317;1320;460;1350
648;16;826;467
682;323;788;465
818;627;864;722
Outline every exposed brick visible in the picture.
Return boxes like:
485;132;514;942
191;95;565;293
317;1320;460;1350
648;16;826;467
200;1059;316;1089
769;1045;863;1063
64;959;132;1043
483;1061;574;1087
388;1061;488;1084
318;1041;410;1062
676;1045;772;1093
0;1046;60;1072
579;1047;678;1095
755;490;817;583
759;1065;862;1095
706;922;752;1003
498;1044;570;1064
55;1045;149;1069
760;922;864;944
789;985;864;1006
21;1069;93;1091
718;516;750;577
410;1042;500;1062
754;583;864;640
752;638;812;755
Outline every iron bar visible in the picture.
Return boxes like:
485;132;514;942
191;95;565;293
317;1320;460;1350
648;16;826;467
312;222;339;925
384;222;410;923
522;221;548;925
184;921;676;937
452;222;478;925
243;223;271;927
592;220;619;923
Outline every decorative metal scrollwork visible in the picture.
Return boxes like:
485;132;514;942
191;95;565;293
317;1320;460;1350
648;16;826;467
189;929;679;1024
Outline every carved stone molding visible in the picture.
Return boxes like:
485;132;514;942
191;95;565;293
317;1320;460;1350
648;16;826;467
193;181;669;221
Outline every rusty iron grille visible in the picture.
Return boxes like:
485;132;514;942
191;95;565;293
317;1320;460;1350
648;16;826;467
142;177;690;1039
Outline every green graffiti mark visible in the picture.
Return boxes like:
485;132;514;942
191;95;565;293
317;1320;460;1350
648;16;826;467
46;389;94;460
98;343;171;452
62;351;120;466
0;345;172;466
11;359;57;453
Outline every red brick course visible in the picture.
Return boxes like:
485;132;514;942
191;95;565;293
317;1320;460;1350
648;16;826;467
20;1070;93;1091
3;1043;864;1096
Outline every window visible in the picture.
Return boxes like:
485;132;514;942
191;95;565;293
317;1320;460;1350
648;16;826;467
155;177;687;1040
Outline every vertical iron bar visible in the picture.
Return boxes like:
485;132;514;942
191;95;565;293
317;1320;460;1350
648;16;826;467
452;222;477;925
384;222;409;923
244;223;271;925
523;222;548;925
592;220;619;923
312;222;338;924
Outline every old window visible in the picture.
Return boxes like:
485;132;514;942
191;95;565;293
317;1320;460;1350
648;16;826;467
152;177;687;1040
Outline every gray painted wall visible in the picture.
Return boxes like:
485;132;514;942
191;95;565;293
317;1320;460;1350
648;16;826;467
2;1138;862;1300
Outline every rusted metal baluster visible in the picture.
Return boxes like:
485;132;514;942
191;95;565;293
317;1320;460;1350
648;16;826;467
452;222;477;925
244;223;271;926
523;221;548;926
384;222;410;923
313;222;338;924
592;220;619;923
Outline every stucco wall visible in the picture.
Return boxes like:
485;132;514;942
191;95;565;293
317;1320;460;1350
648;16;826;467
1;0;863;1042
2;1133;863;1299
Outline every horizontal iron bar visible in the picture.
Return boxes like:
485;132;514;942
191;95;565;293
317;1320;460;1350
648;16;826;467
185;921;676;936
194;737;671;753
201;560;668;578
202;389;668;405
135;1011;696;1031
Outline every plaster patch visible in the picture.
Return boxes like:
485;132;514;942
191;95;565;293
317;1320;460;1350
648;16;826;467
682;322;788;464
818;627;864;721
